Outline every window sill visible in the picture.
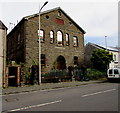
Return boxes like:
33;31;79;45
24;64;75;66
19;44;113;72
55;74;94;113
73;46;79;47
55;46;65;49
57;44;63;47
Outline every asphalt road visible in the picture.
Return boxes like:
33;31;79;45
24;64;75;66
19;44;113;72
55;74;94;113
2;82;119;112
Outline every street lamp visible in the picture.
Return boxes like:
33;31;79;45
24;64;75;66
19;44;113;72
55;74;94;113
38;1;48;85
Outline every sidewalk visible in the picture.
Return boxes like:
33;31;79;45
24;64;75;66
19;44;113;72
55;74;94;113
2;80;106;95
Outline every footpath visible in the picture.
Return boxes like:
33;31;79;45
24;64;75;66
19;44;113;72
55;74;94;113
2;80;106;95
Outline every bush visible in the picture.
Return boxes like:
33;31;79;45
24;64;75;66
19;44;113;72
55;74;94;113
41;70;70;83
42;70;68;77
87;68;106;80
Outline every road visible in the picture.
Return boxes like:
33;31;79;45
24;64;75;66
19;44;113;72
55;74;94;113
2;82;119;112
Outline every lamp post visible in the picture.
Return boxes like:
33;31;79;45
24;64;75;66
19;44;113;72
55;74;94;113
38;1;48;85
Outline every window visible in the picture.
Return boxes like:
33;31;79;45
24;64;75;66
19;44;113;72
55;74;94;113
38;29;44;42
73;36;78;46
74;56;78;65
57;31;63;46
114;69;119;74
109;69;112;74
114;55;116;61
46;15;49;19
50;31;54;43
18;33;21;44
58;11;61;16
66;33;69;46
41;54;46;66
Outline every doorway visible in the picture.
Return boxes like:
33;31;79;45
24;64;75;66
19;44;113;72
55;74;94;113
56;55;66;70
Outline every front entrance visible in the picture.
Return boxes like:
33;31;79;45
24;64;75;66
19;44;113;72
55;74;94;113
6;66;21;87
56;56;66;70
8;67;17;86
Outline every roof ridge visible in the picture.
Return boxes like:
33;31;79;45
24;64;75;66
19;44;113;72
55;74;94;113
87;42;119;52
23;7;85;34
24;7;61;20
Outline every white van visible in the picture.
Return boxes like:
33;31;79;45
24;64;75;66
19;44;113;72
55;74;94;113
107;68;120;81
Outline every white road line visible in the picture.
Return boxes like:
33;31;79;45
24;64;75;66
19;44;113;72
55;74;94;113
81;89;116;97
8;100;62;112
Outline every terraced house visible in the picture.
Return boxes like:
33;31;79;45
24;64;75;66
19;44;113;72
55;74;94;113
7;7;86;75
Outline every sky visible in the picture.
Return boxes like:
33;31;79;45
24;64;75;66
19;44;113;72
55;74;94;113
0;0;119;47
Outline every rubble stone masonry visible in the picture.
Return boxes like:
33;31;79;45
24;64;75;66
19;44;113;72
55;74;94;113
7;8;85;73
25;9;85;72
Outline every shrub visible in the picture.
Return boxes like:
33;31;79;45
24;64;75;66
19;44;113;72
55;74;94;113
42;70;69;83
87;68;106;80
42;70;68;78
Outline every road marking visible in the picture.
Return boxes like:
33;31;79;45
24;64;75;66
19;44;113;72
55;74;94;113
81;89;116;97
8;100;62;112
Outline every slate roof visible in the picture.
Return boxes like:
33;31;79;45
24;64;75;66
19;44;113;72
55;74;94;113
8;7;86;36
87;42;119;52
24;7;86;34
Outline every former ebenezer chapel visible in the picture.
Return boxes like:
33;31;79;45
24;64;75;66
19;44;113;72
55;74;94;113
7;7;86;74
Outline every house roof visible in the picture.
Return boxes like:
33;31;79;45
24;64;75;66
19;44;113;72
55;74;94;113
0;20;7;30
24;7;86;34
8;7;86;36
87;42;119;52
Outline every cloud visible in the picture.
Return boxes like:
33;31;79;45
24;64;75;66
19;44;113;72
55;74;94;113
66;2;118;37
85;33;118;47
1;1;118;47
64;2;118;47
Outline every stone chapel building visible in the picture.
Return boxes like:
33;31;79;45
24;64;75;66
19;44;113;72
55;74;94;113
7;7;86;73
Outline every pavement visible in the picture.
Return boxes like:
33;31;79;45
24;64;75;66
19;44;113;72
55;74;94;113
2;80;107;95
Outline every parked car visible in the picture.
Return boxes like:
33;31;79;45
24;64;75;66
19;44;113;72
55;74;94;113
107;68;120;82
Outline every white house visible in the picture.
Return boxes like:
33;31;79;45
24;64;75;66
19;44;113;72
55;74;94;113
108;47;119;68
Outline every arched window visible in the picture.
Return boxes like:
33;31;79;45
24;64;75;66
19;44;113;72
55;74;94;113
57;31;63;46
38;29;44;42
66;33;69;46
50;30;54;43
73;36;78;46
58;11;61;16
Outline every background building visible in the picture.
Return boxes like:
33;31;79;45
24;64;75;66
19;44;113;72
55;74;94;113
85;42;119;69
0;20;7;87
7;7;86;82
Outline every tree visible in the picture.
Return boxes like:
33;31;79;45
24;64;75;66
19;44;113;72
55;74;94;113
91;49;113;71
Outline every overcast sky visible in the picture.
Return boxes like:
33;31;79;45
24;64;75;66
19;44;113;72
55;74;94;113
0;0;119;47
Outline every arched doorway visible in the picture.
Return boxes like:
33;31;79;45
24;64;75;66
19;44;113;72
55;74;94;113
56;56;66;70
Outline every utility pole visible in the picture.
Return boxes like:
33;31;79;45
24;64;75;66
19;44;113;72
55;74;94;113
105;36;107;50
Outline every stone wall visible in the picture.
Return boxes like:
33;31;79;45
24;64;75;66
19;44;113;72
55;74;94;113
7;20;25;64
25;9;85;72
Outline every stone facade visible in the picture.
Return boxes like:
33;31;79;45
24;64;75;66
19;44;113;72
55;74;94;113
7;19;25;65
7;7;85;73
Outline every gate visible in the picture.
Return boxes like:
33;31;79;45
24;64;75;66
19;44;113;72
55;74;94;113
6;65;21;87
